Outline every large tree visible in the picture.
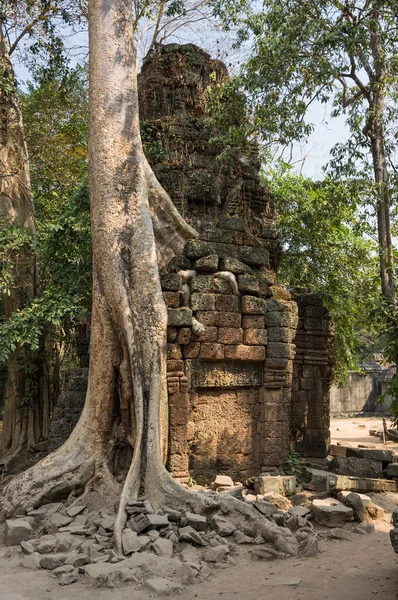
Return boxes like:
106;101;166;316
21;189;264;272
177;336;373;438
218;0;398;302
0;0;298;557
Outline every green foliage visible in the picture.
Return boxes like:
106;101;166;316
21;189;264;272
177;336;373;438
375;299;398;427
0;218;34;297
0;180;91;362
0;67;90;365
284;446;302;479
271;168;380;384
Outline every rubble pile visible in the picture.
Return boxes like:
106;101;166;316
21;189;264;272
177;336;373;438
3;463;391;594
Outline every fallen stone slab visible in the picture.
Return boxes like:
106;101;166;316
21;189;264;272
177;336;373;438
209;515;236;536
152;538;173;558
330;456;383;479
66;505;86;518
178;526;207;545
262;491;292;511
145;577;184;596
122;529;145;555
50;513;74;528
303;467;397;493
40;553;68;570
312;498;354;528
182;512;207;532
254;475;296;496
5;519;32;546
288;506;311;518
202;545;229;563
341;493;372;523
253;501;278;517
233;530;253;544
346;448;398;463
326;528;353;540
83;562;140;587
213;475;234;489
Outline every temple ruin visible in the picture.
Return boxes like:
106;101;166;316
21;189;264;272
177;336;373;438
48;43;334;483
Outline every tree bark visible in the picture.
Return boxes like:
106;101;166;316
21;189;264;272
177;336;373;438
0;27;49;461
0;0;299;558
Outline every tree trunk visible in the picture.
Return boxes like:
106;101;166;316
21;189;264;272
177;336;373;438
0;0;299;558
369;110;394;301
0;28;49;461
369;1;395;302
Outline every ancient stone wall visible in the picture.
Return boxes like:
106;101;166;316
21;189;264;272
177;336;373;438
290;291;334;458
161;225;298;483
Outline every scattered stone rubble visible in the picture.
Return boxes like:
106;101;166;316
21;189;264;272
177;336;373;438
3;462;391;594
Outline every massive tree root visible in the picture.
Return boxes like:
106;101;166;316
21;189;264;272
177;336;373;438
1;0;299;559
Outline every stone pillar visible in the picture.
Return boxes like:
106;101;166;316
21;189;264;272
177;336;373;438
291;291;334;457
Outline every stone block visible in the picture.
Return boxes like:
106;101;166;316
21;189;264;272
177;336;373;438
197;326;218;342
193;254;219;272
218;312;241;328
266;342;294;359
199;343;224;359
177;328;191;345
267;326;295;342
163;291;180;308
346;448;398;463
213;474;234;489
241;295;267;314
220;257;252;273
312;498;354;527
160;273;182;291
167;344;182;360
261;491;292;510
183;342;200;359
238;274;260;295
5;519;32;546
330;456;383;479
195;310;219;326
191;274;214;293
265;357;289;370
215;295;239;312
254;475;296;496
225;345;265;361
218;327;243;344
167;360;184;372
183;512;207;532
185;240;268;267
167;327;177;342
167;308;192;327
191;293;216;311
303;466;397;493
152;538;173;558
244;328;267;345
214;277;235;294
209;514;236;536
242;315;265;329
265;310;297;328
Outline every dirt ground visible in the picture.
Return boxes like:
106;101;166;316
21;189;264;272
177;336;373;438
0;415;397;599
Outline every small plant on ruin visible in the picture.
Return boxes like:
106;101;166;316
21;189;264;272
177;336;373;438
284;447;302;479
